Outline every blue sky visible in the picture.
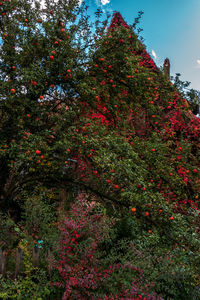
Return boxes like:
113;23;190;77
87;0;200;91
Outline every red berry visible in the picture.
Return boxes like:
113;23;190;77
35;150;41;155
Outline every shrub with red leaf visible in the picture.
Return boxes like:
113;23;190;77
54;194;164;300
55;194;106;299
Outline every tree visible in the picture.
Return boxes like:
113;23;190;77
172;73;200;114
0;0;103;218
1;2;200;298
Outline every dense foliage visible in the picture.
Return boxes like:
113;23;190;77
1;0;200;299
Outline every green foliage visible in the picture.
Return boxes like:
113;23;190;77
19;187;59;249
0;214;18;250
1;0;200;299
172;73;200;113
96;210;200;299
0;271;51;300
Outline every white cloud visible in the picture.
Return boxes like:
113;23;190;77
196;59;200;69
100;0;110;5
31;0;82;20
31;0;49;9
32;0;82;9
40;0;45;9
151;49;157;60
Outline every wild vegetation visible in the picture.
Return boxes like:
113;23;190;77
0;0;200;299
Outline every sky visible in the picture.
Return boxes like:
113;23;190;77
87;0;200;91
